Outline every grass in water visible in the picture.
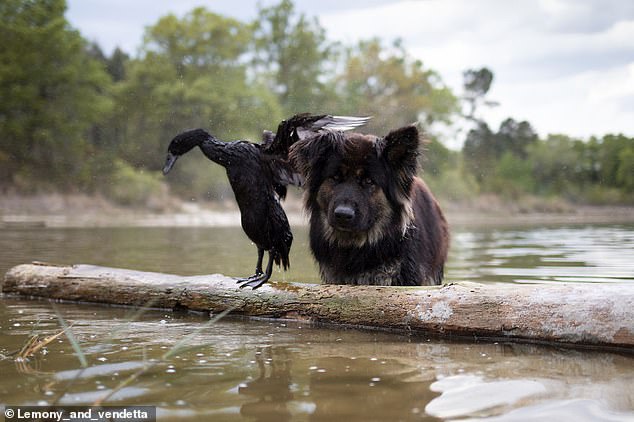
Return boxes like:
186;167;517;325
93;307;233;406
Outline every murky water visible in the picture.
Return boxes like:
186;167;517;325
1;224;633;420
1;224;633;284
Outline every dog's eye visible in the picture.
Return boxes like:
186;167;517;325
363;177;374;186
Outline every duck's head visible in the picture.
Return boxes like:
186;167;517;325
163;129;208;175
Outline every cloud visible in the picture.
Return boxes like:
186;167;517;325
66;0;634;140
319;0;634;140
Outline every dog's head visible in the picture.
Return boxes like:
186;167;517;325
290;125;420;246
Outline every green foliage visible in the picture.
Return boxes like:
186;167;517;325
106;159;166;207
2;0;632;207
253;0;334;113
491;152;535;198
616;147;634;192
115;7;283;173
462;67;495;120
528;134;585;195
336;39;457;132
0;0;112;191
463;118;538;189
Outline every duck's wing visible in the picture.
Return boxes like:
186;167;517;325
262;114;370;191
295;115;372;139
263;113;371;156
266;157;304;193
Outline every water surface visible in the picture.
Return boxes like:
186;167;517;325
1;298;633;421
1;223;633;420
1;224;633;284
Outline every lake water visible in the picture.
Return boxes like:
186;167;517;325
1;223;633;420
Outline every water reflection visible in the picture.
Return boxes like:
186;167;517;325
1;298;632;421
447;224;634;284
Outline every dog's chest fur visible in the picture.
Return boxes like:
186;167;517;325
319;261;402;286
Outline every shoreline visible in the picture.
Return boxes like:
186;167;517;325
1;193;633;228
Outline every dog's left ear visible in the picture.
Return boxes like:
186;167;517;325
380;125;420;179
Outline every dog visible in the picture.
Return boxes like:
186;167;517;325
289;125;449;286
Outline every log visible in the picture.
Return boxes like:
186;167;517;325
2;263;633;351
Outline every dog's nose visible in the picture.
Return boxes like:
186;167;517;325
334;205;355;222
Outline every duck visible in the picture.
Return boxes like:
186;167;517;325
162;114;370;289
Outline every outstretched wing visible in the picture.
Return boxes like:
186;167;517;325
296;115;371;138
263;113;371;156
263;113;370;190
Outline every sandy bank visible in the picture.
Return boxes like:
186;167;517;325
1;193;633;228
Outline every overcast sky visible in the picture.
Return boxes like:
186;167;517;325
66;0;634;146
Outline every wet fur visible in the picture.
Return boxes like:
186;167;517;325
290;126;449;286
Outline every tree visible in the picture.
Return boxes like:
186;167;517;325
527;134;585;195
253;0;334;113
496;118;538;159
462;67;497;121
336;38;457;133
0;0;112;190
462;121;495;183
462;118;537;189
114;8;282;199
616;146;634;192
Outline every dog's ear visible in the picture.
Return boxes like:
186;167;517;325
381;125;420;181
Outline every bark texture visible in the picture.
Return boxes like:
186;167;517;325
3;263;633;350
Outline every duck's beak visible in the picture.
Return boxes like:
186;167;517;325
163;152;178;175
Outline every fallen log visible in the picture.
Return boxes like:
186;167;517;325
2;263;633;350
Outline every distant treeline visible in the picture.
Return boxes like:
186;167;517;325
1;0;632;206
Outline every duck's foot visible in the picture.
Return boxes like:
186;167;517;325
235;272;270;290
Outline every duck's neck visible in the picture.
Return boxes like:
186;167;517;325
198;133;231;166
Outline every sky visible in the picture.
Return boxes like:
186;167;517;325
66;0;634;147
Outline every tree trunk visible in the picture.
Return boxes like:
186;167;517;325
2;263;633;350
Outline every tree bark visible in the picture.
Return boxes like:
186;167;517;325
2;263;633;350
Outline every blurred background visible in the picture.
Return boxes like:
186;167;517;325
1;0;633;214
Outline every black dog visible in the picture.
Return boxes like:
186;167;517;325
290;125;449;286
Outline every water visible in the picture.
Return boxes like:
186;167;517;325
1;223;633;420
1;224;633;284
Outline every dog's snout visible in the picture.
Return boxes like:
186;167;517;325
334;205;355;222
